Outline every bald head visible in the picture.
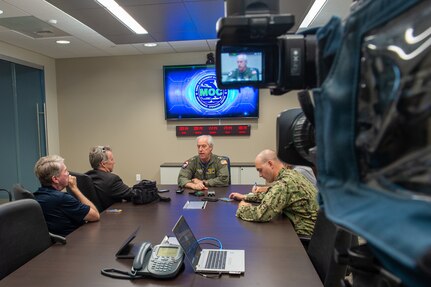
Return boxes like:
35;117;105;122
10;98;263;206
254;149;284;183
256;149;278;163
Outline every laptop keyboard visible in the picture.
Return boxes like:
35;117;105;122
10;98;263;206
205;250;227;269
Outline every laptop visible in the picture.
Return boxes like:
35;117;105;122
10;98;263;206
115;226;140;259
172;216;245;274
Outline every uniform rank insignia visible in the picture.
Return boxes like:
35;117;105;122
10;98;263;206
220;159;227;165
182;161;189;169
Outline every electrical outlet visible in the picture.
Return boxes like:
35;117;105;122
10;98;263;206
135;174;141;182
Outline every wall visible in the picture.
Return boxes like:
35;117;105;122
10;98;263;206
0;42;60;155
56;52;300;185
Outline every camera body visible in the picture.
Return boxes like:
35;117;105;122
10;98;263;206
216;0;431;286
215;2;316;93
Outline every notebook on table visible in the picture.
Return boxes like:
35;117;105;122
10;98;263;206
172;216;245;274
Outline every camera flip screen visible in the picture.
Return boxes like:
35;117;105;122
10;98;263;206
217;44;266;88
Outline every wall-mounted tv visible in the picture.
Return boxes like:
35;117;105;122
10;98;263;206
163;64;259;120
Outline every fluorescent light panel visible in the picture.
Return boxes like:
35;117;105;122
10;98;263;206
96;0;148;34
299;0;327;29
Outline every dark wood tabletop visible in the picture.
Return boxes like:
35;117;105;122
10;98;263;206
0;185;322;287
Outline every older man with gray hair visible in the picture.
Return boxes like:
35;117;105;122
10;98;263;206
178;135;230;190
34;155;100;236
86;145;134;211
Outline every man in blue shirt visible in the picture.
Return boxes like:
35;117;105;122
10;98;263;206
34;155;100;236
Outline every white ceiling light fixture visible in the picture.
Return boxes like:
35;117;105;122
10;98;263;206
144;43;157;47
56;40;70;44
0;9;3;15
95;0;148;34
299;0;328;29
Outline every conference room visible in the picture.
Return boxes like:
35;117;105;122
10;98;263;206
1;0;429;286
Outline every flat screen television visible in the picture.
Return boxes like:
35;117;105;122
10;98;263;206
163;64;259;120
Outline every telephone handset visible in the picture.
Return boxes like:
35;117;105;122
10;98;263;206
132;241;184;279
131;242;152;274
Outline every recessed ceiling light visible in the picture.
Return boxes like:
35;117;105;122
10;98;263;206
0;10;4;15
144;43;157;47
48;19;58;24
56;40;70;44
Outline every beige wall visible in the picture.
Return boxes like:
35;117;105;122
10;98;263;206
0;42;60;155
56;52;300;185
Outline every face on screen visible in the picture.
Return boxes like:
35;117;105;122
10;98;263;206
221;52;263;84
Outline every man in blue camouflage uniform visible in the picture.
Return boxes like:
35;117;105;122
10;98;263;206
229;149;318;236
178;135;229;190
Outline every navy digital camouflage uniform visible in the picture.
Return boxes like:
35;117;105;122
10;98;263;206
227;67;259;81
236;168;319;236
178;154;229;188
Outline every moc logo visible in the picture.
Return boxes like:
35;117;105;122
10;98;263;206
195;74;228;109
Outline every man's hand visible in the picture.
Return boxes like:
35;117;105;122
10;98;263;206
239;201;252;208
68;175;78;192
185;180;208;191
192;182;207;190
190;178;208;190
229;192;245;201
252;186;269;193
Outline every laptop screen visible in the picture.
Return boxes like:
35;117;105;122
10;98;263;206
172;216;202;270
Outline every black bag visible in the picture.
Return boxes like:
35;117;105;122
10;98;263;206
131;180;170;204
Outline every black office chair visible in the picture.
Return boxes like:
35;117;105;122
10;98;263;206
302;209;358;287
67;171;103;212
0;199;58;280
222;156;232;185
12;184;36;200
0;188;12;202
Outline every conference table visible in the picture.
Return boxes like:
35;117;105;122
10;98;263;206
0;185;322;287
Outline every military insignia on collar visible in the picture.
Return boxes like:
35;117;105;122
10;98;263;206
182;161;189;169
220;159;227;165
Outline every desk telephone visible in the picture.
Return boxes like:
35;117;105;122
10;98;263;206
132;242;184;278
101;241;184;280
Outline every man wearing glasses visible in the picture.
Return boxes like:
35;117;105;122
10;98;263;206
86;146;134;211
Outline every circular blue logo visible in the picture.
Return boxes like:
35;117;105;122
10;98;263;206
194;74;228;109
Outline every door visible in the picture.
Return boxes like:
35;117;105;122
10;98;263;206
0;59;47;195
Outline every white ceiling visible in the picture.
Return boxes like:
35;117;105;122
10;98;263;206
0;0;352;59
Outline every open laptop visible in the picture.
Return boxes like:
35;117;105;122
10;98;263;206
172;216;245;274
115;226;140;259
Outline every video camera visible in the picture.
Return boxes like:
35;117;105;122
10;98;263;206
216;1;431;286
215;0;317;94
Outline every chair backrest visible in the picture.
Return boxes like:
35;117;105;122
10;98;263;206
12;184;36;200
0;199;52;280
307;209;358;287
67;171;103;212
0;188;12;202
222;156;231;185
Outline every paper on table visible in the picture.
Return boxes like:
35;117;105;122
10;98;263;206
183;200;207;209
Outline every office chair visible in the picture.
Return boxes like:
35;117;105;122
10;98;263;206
0;188;12;202
67;171;103;212
303;209;358;287
0;199;57;280
12;184;36;200
222;156;232;185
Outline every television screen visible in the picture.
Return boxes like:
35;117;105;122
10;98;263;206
163;64;259;120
